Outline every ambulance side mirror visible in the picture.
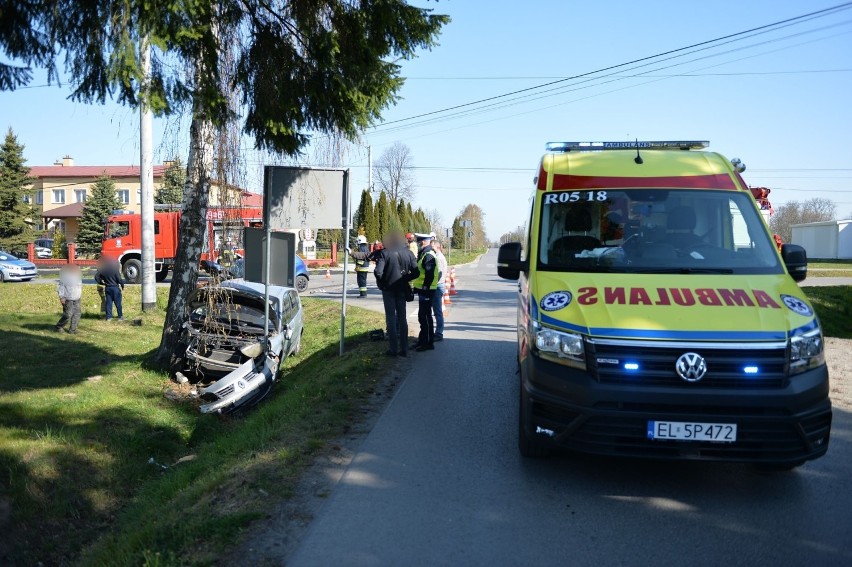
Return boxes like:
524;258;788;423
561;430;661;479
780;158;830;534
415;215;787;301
781;244;808;282
497;242;527;280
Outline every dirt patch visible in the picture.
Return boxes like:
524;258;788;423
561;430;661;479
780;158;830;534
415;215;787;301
826;338;852;410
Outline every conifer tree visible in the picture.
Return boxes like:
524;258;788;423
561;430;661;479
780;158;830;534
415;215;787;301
375;191;391;239
77;174;120;255
0;128;36;252
155;158;185;205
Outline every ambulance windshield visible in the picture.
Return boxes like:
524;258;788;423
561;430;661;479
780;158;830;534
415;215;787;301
537;189;783;274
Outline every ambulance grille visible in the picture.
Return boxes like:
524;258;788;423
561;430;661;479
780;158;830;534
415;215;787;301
588;343;787;388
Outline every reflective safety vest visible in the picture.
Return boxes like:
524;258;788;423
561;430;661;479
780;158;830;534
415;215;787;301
355;244;370;271
411;249;439;290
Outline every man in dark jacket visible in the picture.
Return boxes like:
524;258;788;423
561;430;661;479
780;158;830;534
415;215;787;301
374;233;418;357
96;259;125;321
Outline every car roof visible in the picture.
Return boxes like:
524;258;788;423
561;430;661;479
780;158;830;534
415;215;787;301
221;279;295;301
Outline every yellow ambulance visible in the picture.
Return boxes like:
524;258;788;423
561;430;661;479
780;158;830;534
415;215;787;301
497;141;830;468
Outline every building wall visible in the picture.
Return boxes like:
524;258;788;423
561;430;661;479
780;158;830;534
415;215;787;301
33;176;164;216
791;221;851;259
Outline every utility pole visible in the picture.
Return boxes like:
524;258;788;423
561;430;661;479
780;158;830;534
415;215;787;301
140;34;156;311
368;145;372;193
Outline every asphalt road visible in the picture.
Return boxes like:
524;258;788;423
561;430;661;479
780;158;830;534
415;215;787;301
289;248;852;567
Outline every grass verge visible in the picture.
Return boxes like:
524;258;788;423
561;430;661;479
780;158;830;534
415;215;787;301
803;286;852;339
445;247;487;267
0;283;389;565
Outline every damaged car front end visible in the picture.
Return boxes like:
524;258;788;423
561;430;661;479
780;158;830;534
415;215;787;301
173;280;303;414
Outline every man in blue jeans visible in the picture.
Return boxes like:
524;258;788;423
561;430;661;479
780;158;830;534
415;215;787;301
430;239;447;341
96;259;125;320
373;234;418;357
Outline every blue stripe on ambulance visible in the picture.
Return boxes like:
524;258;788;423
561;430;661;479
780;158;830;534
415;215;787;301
534;295;816;341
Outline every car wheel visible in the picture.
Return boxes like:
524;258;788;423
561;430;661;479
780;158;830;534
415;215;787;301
295;274;309;293
0;271;5;283
123;259;142;284
518;377;551;458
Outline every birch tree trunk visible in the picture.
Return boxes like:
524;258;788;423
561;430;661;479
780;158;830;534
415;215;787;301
155;105;215;364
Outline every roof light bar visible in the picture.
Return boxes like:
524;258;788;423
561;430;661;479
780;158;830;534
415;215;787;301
546;141;709;152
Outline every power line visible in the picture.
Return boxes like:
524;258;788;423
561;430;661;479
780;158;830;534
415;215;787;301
404;69;852;80
371;22;852;137
371;2;852;130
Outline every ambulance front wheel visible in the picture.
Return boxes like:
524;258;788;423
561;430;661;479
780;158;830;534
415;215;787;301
518;378;551;458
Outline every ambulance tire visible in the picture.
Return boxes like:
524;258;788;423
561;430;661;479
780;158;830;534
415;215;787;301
518;379;551;458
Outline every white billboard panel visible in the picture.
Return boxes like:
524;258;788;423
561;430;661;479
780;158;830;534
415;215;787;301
264;167;347;230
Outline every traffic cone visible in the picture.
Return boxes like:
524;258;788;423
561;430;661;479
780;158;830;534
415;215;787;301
442;289;451;316
443;288;452;305
449;268;458;296
324;268;332;280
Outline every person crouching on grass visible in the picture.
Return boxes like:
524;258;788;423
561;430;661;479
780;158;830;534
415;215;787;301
56;265;83;334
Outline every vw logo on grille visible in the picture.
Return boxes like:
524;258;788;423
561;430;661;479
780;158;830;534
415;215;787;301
675;352;707;382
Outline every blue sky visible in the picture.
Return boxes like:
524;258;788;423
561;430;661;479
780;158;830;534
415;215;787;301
2;0;851;238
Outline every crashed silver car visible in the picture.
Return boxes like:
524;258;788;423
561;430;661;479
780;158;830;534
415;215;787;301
173;280;304;414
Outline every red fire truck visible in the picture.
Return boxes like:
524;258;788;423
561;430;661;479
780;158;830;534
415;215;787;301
101;207;263;283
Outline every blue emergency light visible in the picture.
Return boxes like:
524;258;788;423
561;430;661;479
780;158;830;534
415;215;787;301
743;366;760;374
623;362;640;371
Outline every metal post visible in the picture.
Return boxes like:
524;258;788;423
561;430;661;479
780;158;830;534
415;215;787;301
140;34;156;311
340;169;351;356
263;169;272;350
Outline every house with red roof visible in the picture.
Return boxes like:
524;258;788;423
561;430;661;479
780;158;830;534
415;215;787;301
28;156;260;243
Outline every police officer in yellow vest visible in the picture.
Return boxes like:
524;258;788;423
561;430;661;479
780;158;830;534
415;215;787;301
411;233;439;351
351;235;371;297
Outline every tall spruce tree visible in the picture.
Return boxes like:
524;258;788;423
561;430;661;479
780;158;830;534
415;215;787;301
77;174;120;255
375;191;391;240
155;158;185;205
0;128;36;252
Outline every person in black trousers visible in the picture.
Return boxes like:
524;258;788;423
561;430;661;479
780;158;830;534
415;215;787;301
96;259;125;320
411;233;438;351
373;233;418;357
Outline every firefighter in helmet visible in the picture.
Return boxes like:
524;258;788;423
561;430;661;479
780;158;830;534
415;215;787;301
349;235;372;297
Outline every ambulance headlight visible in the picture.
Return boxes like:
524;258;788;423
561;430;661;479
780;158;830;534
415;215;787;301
789;326;824;375
535;329;585;366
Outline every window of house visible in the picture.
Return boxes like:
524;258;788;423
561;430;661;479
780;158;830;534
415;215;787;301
52;189;66;204
74;189;88;203
35;190;43;205
116;189;130;205
23;195;31;204
137;189;142;205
